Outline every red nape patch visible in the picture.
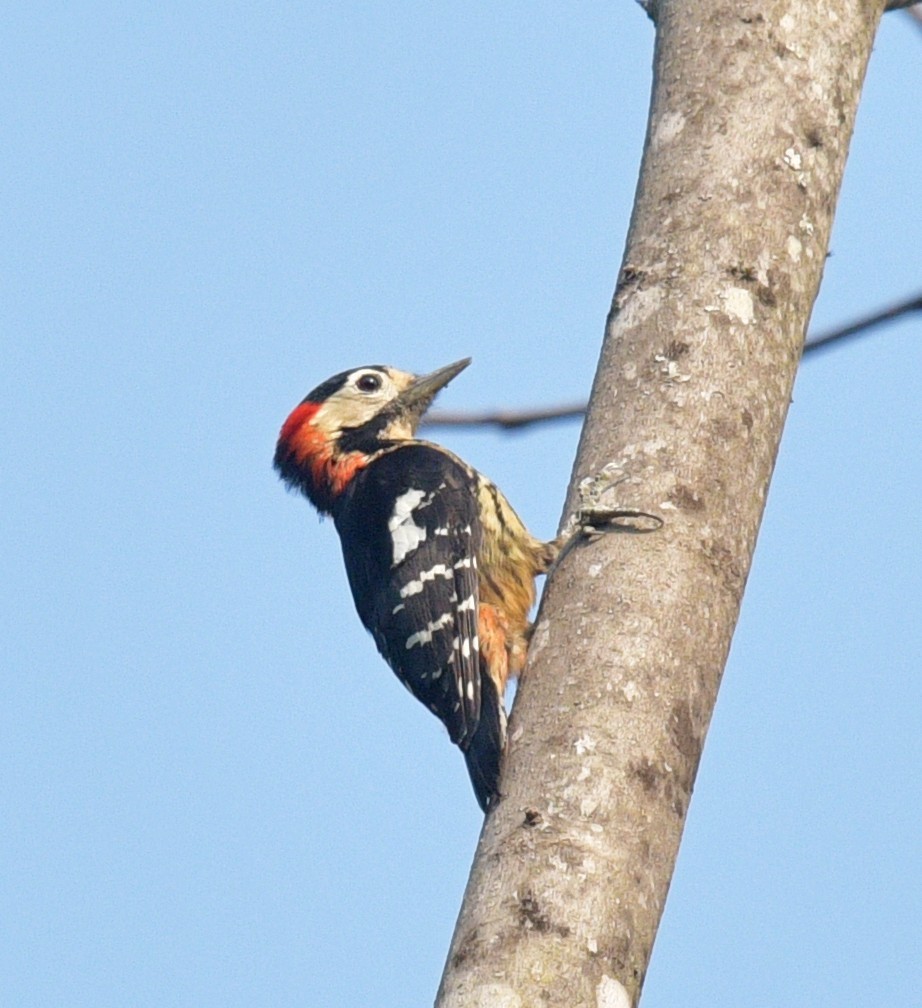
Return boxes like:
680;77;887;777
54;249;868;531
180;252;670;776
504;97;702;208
278;401;321;448
276;399;369;507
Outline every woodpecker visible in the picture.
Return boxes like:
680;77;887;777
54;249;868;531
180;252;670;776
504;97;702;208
274;358;649;811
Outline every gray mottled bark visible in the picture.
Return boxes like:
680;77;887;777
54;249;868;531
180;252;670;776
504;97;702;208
435;1;884;1005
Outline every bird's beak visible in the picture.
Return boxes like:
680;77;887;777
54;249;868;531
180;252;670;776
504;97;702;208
397;357;471;420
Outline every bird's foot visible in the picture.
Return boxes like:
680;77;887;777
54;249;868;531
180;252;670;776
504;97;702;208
558;465;662;551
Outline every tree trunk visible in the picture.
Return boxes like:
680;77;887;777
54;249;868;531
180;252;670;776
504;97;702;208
435;1;884;1005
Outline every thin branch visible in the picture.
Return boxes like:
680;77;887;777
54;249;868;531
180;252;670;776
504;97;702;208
424;290;922;430
424;402;587;430
885;0;921;11
801;290;922;355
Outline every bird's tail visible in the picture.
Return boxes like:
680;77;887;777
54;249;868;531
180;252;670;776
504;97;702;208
463;675;506;813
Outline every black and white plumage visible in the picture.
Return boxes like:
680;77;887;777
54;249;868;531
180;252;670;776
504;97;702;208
274;359;556;812
332;444;504;809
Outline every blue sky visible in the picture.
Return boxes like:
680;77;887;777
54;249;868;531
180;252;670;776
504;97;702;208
3;5;920;1006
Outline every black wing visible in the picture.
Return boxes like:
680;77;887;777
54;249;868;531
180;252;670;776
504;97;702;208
333;444;483;748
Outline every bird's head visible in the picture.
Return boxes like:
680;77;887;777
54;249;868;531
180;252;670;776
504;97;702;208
274;358;470;513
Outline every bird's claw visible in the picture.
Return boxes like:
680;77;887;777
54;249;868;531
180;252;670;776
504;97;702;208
575;504;663;537
569;465;663;540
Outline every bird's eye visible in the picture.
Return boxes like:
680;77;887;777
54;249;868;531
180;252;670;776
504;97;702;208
355;373;383;393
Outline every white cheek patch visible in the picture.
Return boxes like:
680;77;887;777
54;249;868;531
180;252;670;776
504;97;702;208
388;489;429;565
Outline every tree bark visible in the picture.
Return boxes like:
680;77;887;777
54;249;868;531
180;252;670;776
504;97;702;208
435;1;884;1005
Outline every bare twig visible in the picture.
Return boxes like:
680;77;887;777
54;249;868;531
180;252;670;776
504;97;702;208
424;402;587;430
885;0;921;11
801;290;922;355
424;290;922;430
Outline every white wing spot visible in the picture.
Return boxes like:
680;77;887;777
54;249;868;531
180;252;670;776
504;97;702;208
466;680;475;701
399;563;452;598
473;635;480;652
453;557;472;570
388;489;429;565
405;612;453;650
392;603;405;615
461;639;471;659
457;594;476;612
